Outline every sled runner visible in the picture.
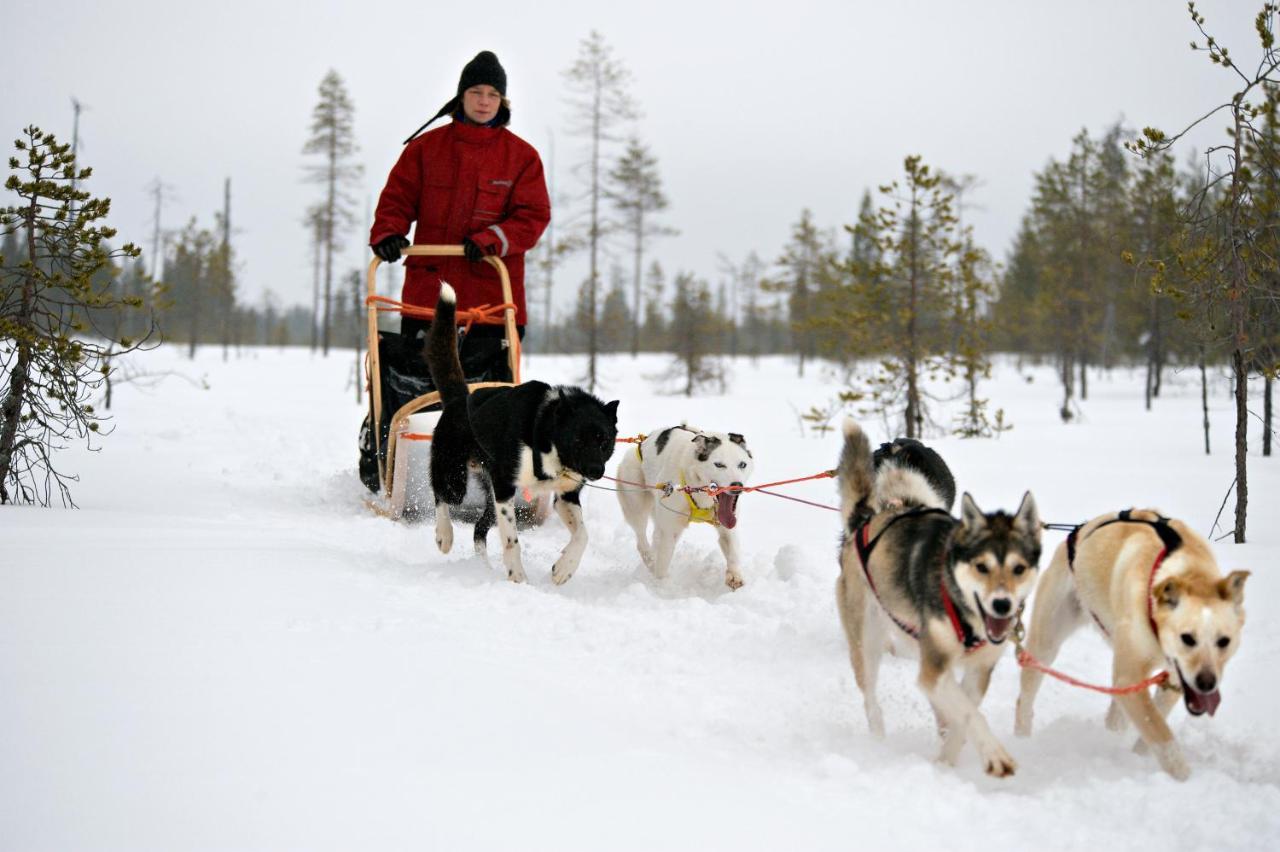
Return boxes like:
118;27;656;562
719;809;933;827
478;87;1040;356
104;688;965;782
363;245;545;523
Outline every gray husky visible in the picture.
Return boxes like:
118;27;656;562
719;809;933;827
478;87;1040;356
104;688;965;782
835;419;1041;776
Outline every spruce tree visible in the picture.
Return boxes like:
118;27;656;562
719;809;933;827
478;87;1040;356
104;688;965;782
607;137;674;357
0;126;151;505
303;70;362;357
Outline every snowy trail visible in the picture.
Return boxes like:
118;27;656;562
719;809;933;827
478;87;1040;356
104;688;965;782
3;347;1279;850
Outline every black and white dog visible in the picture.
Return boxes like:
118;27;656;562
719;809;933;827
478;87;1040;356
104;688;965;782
423;284;619;585
835;420;1041;777
616;425;755;589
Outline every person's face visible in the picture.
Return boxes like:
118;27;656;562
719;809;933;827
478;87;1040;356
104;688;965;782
462;85;502;123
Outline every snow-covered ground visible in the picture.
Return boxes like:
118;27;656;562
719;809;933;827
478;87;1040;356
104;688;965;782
3;346;1278;851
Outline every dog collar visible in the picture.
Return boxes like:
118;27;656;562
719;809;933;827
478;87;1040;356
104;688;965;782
680;472;718;525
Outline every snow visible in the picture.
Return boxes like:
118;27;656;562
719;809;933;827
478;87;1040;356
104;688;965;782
3;346;1279;851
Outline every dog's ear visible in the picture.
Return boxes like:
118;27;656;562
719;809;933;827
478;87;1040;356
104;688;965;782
1155;577;1182;610
604;400;619;421
692;434;721;462
1013;491;1040;537
727;432;751;456
960;492;983;531
1218;570;1250;607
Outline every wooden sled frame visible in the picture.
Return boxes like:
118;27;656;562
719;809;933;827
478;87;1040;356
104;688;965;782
366;245;521;506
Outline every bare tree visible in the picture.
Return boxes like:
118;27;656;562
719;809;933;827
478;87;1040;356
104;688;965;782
1129;1;1280;542
302;70;362;356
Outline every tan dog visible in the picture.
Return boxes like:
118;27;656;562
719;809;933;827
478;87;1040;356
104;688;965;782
1014;509;1249;780
836;420;1042;777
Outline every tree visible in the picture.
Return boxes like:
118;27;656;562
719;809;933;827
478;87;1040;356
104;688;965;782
562;31;637;391
302;70;362;357
607;136;675;357
1;126;151;505
766;209;829;377
661;271;723;397
639;260;668;351
1128;1;1280;542
599;264;631;352
850;156;959;438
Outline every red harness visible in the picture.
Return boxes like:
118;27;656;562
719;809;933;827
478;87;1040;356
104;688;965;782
855;509;986;654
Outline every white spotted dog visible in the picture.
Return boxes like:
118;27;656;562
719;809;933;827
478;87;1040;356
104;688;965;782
616;425;755;589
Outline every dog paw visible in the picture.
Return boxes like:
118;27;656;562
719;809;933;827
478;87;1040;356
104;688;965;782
435;519;454;554
507;567;527;584
1105;701;1129;733
1154;743;1190;781
864;701;886;739
1133;738;1150;756
725;570;744;590
551;559;578;586
981;745;1017;778
1014;701;1033;738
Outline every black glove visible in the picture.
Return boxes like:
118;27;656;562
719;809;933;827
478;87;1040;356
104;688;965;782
374;235;410;263
462;237;485;263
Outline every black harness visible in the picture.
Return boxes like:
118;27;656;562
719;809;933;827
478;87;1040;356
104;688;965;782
1063;509;1183;638
853;507;987;653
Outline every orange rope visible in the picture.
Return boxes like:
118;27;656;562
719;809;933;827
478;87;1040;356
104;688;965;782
1016;647;1171;696
366;295;517;333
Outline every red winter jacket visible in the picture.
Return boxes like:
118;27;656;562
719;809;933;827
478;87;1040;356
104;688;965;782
370;119;550;326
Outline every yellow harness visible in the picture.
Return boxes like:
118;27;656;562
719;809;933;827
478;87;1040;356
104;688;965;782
636;434;717;525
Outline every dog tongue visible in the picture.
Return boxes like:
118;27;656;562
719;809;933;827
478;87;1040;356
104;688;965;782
716;493;738;529
984;613;1013;642
1186;688;1221;717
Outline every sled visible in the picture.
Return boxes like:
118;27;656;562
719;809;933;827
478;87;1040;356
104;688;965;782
364;245;547;524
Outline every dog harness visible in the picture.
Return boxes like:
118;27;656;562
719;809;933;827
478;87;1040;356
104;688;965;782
853;508;987;653
1064;509;1183;639
680;471;718;525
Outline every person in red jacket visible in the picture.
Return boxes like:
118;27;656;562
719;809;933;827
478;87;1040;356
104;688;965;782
370;50;550;358
360;50;551;494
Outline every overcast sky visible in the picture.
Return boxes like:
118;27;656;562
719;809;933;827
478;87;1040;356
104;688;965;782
2;0;1264;321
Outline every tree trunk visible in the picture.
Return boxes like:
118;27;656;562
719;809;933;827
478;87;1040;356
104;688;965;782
1264;374;1273;457
322;132;336;357
1232;347;1248;543
1200;347;1210;456
631;208;642;358
0;208;40;502
1059;352;1075;423
586;79;601;391
1079;353;1088;401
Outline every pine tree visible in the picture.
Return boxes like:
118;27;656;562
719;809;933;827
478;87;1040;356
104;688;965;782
849;156;960;438
607;137;674;357
640;260;667;351
562;31;637;390
599;265;632;353
0;126;151;505
766;209;829;377
661;271;723;396
302;70;362;357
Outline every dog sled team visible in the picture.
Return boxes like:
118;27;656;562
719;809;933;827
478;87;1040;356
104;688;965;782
399;283;1250;783
362;50;1251;785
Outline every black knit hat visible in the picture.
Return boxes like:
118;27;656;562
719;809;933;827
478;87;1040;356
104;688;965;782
457;51;506;97
402;51;509;144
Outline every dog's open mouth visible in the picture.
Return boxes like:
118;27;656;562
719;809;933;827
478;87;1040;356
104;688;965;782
975;594;1014;644
1177;667;1221;717
715;491;739;529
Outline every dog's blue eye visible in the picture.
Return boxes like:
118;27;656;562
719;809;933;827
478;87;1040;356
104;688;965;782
1217;636;1230;649
714;462;726;469
1181;633;1197;648
738;462;747;469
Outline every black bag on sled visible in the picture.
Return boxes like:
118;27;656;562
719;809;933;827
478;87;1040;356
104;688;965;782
357;325;512;494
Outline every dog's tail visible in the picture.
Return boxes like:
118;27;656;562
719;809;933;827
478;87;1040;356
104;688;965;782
424;283;469;409
836;417;876;526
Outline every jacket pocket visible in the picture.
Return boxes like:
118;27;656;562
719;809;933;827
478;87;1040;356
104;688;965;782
472;176;512;222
